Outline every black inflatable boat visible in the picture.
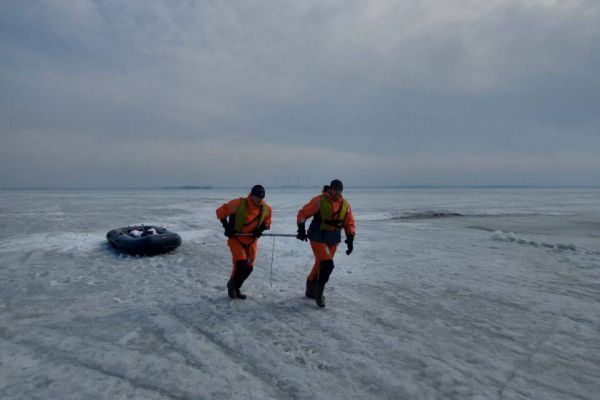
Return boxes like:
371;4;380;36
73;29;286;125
107;225;182;255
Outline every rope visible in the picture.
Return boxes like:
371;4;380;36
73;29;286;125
269;235;275;287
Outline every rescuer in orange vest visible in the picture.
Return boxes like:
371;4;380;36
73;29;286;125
216;185;272;299
296;179;356;307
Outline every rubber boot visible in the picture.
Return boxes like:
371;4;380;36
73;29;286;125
235;286;247;300
228;260;252;300
227;279;236;299
227;278;247;299
314;259;333;307
314;283;325;308
234;261;252;300
305;280;316;299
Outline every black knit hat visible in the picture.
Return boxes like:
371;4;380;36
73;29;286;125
250;184;265;198
329;179;343;191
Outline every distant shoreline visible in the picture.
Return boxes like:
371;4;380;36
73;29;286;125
1;185;599;191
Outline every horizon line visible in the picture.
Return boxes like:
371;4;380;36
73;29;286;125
2;184;600;190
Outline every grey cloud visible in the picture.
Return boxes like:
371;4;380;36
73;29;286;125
1;0;599;188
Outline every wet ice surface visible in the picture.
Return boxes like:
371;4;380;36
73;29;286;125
1;188;599;400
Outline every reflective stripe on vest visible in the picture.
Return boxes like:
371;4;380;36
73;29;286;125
234;198;268;232
319;195;348;230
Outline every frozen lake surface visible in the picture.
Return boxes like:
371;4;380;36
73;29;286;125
1;188;599;399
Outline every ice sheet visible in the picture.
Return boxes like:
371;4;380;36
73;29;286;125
1;188;599;399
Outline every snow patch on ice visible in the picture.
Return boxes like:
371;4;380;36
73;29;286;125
396;211;464;219
0;232;105;253
0;229;207;254
356;211;464;222
491;230;577;251
177;229;212;243
117;327;142;346
354;212;393;222
360;210;557;222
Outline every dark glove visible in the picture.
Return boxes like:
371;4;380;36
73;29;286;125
253;224;267;238
296;223;308;241
220;218;235;237
345;234;354;255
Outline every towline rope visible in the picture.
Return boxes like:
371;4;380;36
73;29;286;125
269;235;275;287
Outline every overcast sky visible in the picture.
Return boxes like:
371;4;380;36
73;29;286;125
1;0;599;188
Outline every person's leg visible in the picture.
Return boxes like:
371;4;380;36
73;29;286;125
234;242;257;298
328;243;338;258
308;241;334;278
306;241;329;294
246;241;258;269
232;260;252;299
227;239;252;299
309;242;337;305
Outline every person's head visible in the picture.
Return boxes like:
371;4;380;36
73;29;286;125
327;179;343;199
250;184;265;205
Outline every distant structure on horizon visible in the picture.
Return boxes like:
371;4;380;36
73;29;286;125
166;185;213;190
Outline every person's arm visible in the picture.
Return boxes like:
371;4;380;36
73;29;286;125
296;196;320;241
264;205;272;230
253;204;272;238
216;198;240;237
344;204;356;237
297;196;320;224
344;203;356;255
216;198;240;220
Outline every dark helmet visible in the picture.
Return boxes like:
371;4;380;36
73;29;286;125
329;179;343;191
250;184;265;198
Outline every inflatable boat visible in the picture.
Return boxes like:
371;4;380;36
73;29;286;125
106;225;182;255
